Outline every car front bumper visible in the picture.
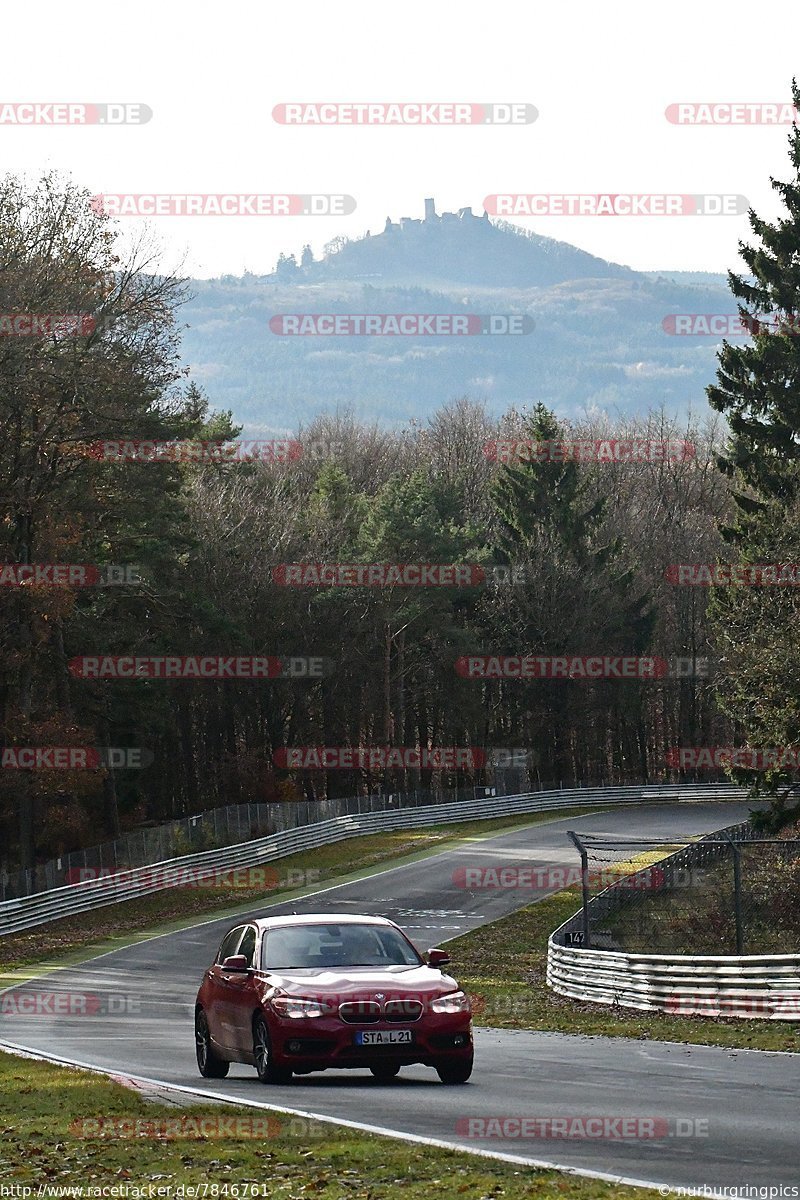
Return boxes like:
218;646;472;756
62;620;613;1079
269;1013;473;1070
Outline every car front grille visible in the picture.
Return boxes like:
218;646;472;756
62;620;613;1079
338;1000;381;1023
338;998;423;1023
383;999;423;1022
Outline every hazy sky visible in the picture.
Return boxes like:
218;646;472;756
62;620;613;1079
6;0;800;278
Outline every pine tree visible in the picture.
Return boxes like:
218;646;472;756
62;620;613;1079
706;81;800;825
708;78;800;509
487;404;654;780
490;404;652;646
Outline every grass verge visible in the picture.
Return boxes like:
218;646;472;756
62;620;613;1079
450;888;800;1052
0;1050;665;1198
0;806;603;980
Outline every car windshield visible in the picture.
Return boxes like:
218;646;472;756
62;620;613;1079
261;923;422;969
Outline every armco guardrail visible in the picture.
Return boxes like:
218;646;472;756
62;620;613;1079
547;941;800;1019
0;783;743;937
0;782;748;940
547;816;800;1020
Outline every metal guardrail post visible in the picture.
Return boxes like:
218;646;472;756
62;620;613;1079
724;832;745;954
567;830;591;949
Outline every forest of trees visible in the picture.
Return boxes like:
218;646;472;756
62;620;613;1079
4;96;800;881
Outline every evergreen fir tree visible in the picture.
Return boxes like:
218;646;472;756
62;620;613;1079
706;81;800;825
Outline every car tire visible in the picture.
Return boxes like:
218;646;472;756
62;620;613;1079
253;1015;293;1084
369;1062;401;1080
195;1008;229;1079
435;1056;473;1084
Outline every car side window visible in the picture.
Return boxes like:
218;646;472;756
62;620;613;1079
238;926;256;967
216;926;244;964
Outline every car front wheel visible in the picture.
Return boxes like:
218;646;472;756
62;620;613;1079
435;1056;473;1084
195;1009;229;1079
253;1015;293;1084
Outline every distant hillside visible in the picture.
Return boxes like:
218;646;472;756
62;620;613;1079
303;201;633;288
178;202;735;434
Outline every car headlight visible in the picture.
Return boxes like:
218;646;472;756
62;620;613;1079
430;990;471;1014
270;995;327;1018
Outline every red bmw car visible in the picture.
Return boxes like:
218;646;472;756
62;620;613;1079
194;913;473;1084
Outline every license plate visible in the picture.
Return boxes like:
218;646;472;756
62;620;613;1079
355;1030;413;1046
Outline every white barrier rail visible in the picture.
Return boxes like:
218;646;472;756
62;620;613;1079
547;813;800;1021
0;783;744;938
547;941;800;1020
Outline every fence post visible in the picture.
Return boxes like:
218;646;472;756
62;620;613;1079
733;842;744;955
724;832;744;954
567;831;591;950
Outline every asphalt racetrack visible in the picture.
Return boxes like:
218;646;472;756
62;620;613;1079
2;800;796;1193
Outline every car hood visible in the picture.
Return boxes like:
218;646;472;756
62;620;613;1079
257;964;460;1000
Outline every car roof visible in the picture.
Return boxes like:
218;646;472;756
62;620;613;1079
250;914;396;932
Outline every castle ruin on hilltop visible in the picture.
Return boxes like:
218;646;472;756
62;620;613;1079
384;198;490;233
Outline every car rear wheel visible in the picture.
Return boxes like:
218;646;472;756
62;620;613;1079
195;1009;229;1078
369;1062;401;1080
435;1056;473;1084
253;1015;292;1084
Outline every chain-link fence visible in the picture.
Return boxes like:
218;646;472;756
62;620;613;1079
564;825;800;955
1;768;552;901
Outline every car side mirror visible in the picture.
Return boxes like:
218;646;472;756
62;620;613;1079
427;948;451;967
221;954;249;973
